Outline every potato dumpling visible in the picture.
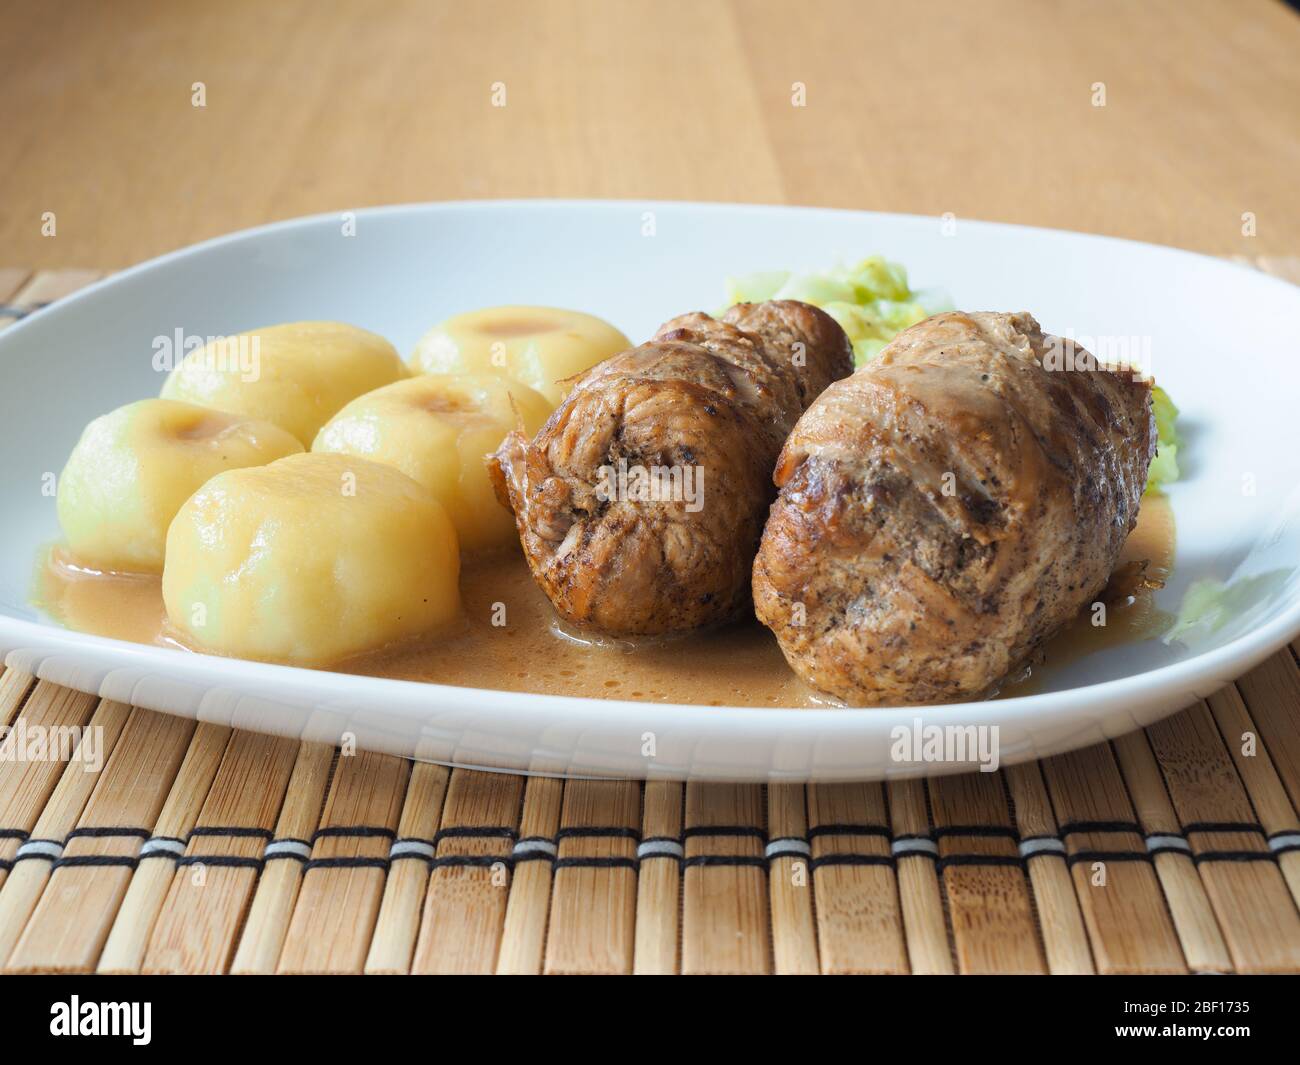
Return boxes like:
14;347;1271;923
161;321;407;445
409;305;629;407
163;453;460;666
312;373;550;554
56;398;302;574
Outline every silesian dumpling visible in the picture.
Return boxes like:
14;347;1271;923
161;321;407;445
162;452;460;665
312;373;550;553
408;306;629;407
56;398;302;573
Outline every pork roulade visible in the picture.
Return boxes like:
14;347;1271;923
490;300;853;636
752;310;1157;705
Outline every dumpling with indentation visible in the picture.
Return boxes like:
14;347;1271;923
313;373;550;553
57;398;302;573
163;452;460;665
161;321;407;445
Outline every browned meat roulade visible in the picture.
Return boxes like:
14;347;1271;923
752;310;1157;705
489;300;853;636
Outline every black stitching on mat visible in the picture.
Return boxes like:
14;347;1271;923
0;859;10;872
808;824;890;839
0;829;29;841
1272;843;1300;858
67;827;150;840
305;828;397;867
1059;820;1142;836
932;826;1019;839
1183;822;1265;835
683;855;767;869
388;853;431;866
683;826;767;840
312;826;395;841
767;850;811;862
512;852;556;865
188;826;273;840
556;827;640;840
176;856;263;870
555;856;638;871
1193;851;1276;864
303;856;390;872
640;835;682;846
811;854;894;870
1148;845;1191;858
937;854;1025;870
52;856;138;871
1066;851;1152;866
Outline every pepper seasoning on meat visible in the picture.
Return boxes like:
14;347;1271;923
490;300;853;636
753;310;1157;705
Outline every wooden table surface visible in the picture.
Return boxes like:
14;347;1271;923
2;0;1298;269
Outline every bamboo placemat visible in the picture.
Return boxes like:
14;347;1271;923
2;261;1299;975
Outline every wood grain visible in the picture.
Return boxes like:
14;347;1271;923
1146;703;1300;973
0;699;130;965
929;771;1047;975
495;774;561;974
1004;761;1096;974
1206;683;1300;909
1042;742;1187;974
231;741;334;973
277;750;408;973
887;778;954;975
544;779;640;974
6;707;194;973
1110;730;1231;974
410;769;521;974
806;782;908;974
632;780;683;974
140;730;298;974
1;0;1296;270
0;682;99;897
682;783;770;974
766;783;818;974
365;760;451;974
97;722;231;973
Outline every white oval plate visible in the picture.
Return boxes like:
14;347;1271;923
2;201;1298;781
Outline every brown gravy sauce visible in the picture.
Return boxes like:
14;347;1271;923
998;493;1176;696
32;496;1175;708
